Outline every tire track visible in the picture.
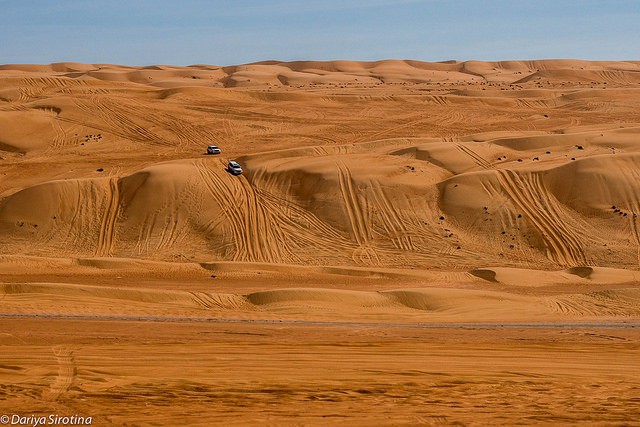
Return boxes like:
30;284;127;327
96;178;120;257
456;143;491;169
156;208;180;251
189;292;249;310
349;115;428;144
197;159;356;263
496;170;587;266
616;162;640;266
368;179;415;251
42;346;75;401
427;95;449;106
237;175;298;263
49;116;67;150
124;98;212;152
336;161;380;265
196;160;251;260
63;181;91;250
134;211;156;255
97;98;167;145
196;160;294;263
73;97;171;146
256;188;352;252
18;76;86;101
337;161;370;246
548;292;640;317
150;182;198;252
516;98;551;109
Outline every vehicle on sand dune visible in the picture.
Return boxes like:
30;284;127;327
206;145;221;155
227;160;243;175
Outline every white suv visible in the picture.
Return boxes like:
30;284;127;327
227;161;243;175
206;145;221;155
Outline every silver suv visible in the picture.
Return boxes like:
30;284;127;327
227;161;243;175
206;145;221;155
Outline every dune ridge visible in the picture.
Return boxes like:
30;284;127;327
2;281;639;322
2;59;640;88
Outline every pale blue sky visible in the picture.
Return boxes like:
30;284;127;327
2;0;639;65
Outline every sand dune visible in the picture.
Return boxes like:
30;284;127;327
2;60;640;288
2;59;640;425
3;60;640;272
3;59;640;88
4;127;640;269
2;279;639;322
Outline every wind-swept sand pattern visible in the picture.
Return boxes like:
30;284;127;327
2;59;640;425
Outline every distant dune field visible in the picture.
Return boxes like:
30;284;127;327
1;59;640;425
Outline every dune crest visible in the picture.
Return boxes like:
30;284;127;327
2;59;640;88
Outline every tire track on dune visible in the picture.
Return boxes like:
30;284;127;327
73;96;171;147
34;76;86;90
349;115;429;144
226;165;356;261
616;163;640;266
336;161;380;265
129;182;197;255
45;116;66;152
42;346;75;401
368;179;415;252
549;298;599;316
195;160;295;263
47;116;81;151
124;98;212;152
456;143;491;169
156;206;180;252
61;181;100;252
548;291;640;317
516;98;552;109
134;211;156;256
256;189;353;252
427;95;449;106
191;105;309;123
17;78;47;101
209;161;357;263
18;76;86;101
97;98;170;146
196;160;252;260
496;170;587;266
96;178;120;257
337;162;369;245
189;292;249;310
246;166;355;257
237;175;299;263
18;86;42;102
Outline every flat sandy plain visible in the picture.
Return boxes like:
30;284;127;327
1;60;640;425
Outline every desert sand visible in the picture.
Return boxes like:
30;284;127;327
1;59;640;425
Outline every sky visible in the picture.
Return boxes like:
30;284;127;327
2;0;639;66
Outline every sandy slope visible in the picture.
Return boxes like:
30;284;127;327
1;59;640;424
2;60;640;272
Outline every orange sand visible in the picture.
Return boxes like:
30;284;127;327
1;59;640;425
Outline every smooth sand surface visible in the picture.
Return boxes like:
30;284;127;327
1;59;640;425
2;319;639;426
